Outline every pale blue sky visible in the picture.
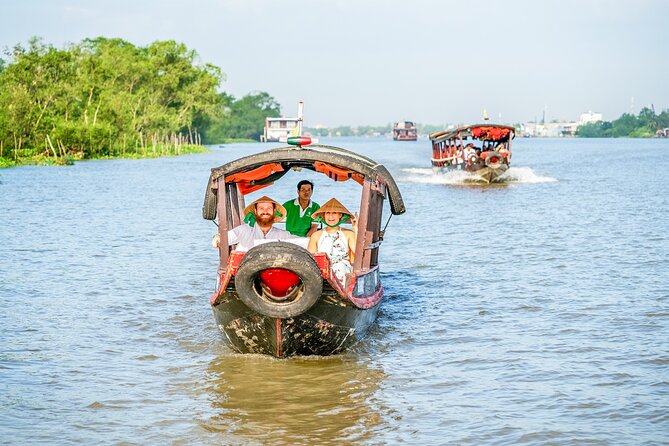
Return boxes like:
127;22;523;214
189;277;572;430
1;0;667;126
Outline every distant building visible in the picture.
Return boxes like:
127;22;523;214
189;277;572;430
579;111;603;125
521;122;578;137
520;111;603;137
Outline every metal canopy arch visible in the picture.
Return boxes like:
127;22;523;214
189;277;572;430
203;145;406;219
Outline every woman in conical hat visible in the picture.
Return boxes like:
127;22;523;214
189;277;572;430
307;198;357;286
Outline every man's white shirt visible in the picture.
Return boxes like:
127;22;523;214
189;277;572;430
228;224;306;251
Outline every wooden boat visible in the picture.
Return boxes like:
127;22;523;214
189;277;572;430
202;138;405;357
429;124;516;183
392;121;418;141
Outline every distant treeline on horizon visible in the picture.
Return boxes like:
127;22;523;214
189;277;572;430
305;107;669;138
1;37;667;168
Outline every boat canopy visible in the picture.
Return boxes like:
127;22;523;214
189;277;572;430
203;145;406;219
429;124;516;144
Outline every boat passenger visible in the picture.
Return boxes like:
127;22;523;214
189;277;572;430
307;198;357;286
447;144;457;164
464;143;475;161
455;146;464;168
282;180;321;237
211;196;302;251
497;143;510;162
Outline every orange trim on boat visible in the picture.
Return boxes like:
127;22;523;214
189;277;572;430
225;163;284;195
314;162;364;185
226;163;284;183
275;319;282;357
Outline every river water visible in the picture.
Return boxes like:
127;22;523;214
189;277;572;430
1;137;667;445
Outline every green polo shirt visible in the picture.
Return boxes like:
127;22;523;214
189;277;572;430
282;199;320;236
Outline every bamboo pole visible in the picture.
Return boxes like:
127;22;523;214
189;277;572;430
46;134;57;158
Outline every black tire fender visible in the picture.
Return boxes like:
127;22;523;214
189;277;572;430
202;179;217;220
235;242;323;318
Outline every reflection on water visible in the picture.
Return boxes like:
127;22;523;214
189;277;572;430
202;354;387;445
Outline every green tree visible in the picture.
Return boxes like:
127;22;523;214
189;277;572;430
657;110;669;129
577;121;609;137
203;91;280;142
577;107;669;138
0;36;222;162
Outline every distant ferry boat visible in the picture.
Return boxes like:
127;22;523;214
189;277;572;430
392;121;418;141
262;116;299;142
429;124;515;183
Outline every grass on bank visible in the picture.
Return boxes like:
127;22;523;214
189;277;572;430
0;144;210;169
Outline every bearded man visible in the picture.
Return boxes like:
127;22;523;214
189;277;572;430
212;196;301;251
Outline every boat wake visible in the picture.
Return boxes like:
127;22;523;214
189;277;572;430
498;167;557;183
400;167;557;185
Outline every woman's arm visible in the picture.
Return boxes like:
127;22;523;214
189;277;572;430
345;229;357;262
307;230;321;253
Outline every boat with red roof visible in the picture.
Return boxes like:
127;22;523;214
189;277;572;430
429;124;515;183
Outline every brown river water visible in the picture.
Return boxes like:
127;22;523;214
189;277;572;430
1;137;667;444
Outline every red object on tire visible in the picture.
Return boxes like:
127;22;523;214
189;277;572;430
259;268;300;297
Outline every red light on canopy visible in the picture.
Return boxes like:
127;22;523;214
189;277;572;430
287;136;312;146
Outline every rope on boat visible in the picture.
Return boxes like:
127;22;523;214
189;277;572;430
378;213;393;242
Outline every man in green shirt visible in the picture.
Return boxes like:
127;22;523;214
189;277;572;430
283;180;320;237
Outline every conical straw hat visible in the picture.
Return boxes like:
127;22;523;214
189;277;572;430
311;198;353;220
243;196;286;223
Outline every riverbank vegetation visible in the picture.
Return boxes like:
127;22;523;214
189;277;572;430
577;107;669;138
0;37;280;168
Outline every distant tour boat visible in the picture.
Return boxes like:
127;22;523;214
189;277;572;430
392;121;418;141
429;124;515;183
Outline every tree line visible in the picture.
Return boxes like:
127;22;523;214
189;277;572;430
306;123;447;137
577;107;669;138
1;37;666;168
0;37;280;167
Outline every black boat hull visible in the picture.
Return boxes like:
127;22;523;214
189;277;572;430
212;280;381;357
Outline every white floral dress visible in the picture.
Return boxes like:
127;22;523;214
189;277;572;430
317;229;352;285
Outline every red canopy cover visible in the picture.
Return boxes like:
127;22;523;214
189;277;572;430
471;126;511;141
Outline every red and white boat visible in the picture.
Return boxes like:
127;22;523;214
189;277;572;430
429;124;515;183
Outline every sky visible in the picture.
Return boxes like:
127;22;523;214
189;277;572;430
1;0;668;127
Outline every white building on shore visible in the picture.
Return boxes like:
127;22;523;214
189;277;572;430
579;111;603;125
521;111;603;137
